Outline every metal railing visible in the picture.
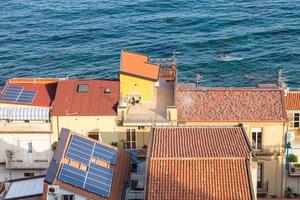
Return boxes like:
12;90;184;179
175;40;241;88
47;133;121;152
252;144;282;155
289;163;300;176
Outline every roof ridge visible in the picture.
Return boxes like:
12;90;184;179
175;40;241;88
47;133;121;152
149;157;248;160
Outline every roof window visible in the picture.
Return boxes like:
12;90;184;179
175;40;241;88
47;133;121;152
77;84;88;92
104;88;111;94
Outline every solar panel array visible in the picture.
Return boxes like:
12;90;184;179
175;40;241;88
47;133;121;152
66;135;117;165
0;86;37;104
59;163;113;198
59;135;117;197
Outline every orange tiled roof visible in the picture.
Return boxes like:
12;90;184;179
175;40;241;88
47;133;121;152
0;78;59;107
151;127;252;158
147;159;252;200
285;92;300;110
120;50;160;80
176;83;287;122
146;127;254;200
52;79;119;116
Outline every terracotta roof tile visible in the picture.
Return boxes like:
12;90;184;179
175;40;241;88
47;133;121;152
151;127;251;158
146;127;254;200
285;92;300;110
120;50;160;80
0;131;52;134
0;78;58;107
52;79;119;116
147;159;252;200
176;84;287;122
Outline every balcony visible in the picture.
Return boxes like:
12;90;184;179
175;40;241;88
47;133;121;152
252;144;283;156
119;80;174;126
0;121;51;132
6;150;51;169
289;163;300;176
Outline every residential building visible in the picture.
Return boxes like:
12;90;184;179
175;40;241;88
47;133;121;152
43;128;131;200
0;175;44;200
146;126;256;200
0;78;59;180
51;79;119;144
285;91;300;194
171;83;287;198
117;50;176;156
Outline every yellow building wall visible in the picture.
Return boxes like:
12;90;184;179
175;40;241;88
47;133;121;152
183;121;286;197
52;116;118;145
120;74;155;102
117;126;151;150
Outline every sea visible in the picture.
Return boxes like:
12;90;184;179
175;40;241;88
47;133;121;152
0;0;299;88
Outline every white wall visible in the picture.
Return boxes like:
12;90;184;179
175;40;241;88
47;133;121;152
47;187;86;200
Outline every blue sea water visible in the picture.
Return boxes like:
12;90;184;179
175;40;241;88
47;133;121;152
0;0;300;88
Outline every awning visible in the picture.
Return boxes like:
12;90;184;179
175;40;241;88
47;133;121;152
0;107;49;121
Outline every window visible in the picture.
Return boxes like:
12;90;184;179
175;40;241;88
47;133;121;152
24;120;30;123
28;142;33;153
289;113;300;128
257;163;263;188
61;195;74;200
24;172;34;177
125;129;136;149
252;128;262;150
88;132;99;141
77;84;88;92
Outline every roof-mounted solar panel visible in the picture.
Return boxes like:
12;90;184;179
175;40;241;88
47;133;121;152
59;164;86;188
0;86;23;102
93;143;117;164
0;86;37;104
84;163;113;197
17;90;37;103
65;135;117;165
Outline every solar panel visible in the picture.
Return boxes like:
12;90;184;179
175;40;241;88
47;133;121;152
84;163;113;197
65;135;117;165
0;86;23;102
17;90;37;103
59;163;113;198
65;135;94;165
93;143;117;164
59;164;86;188
0;86;37;104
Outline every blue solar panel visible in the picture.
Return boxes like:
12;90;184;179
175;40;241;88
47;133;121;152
58;163;113;198
84;163;113;197
0;86;38;104
59;164;86;188
0;86;23;102
65;135;117;165
93;143;117;164
17;90;37;103
65;135;94;165
61;134;117;198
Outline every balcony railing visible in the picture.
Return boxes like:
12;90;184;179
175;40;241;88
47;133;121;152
289;163;300;176
252;144;282;156
6;150;50;169
123;114;169;126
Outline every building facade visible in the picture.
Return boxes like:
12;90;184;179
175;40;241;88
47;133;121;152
0;78;59;180
171;83;287;198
